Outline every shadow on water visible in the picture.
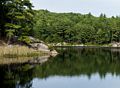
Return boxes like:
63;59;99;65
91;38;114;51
1;47;120;88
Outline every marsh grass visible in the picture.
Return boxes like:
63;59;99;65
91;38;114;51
0;45;47;58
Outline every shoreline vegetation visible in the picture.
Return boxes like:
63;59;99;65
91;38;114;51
0;43;58;58
0;44;58;65
0;41;119;65
0;45;46;58
0;35;58;65
0;40;119;58
0;37;58;58
0;42;118;57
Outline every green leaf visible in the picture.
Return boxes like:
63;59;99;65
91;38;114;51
5;23;21;29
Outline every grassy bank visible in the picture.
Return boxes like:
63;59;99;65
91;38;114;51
0;45;48;58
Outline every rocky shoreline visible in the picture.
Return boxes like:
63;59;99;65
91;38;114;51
49;42;120;48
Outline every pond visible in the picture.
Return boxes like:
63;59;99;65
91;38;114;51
1;47;120;88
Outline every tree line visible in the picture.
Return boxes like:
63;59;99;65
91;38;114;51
1;1;120;44
33;10;120;44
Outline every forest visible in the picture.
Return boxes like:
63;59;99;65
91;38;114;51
1;0;120;44
33;10;120;44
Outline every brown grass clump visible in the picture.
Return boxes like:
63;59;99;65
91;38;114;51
0;45;46;57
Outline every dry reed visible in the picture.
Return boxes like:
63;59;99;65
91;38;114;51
0;45;46;57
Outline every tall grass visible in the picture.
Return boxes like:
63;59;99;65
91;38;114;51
0;45;47;58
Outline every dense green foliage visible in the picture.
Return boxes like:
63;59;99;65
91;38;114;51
33;10;120;44
0;0;33;43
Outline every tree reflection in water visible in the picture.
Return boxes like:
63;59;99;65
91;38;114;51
0;47;120;88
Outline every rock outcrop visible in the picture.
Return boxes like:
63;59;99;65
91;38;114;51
28;36;50;52
12;36;58;55
29;37;58;55
30;43;50;52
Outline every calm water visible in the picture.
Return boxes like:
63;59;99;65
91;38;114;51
1;47;120;88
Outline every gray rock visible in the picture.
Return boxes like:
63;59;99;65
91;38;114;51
29;36;43;43
30;43;50;52
28;36;50;52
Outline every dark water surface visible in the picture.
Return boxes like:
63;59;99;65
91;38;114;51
1;47;120;88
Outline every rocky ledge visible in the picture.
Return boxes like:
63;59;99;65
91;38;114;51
30;42;58;56
29;37;58;56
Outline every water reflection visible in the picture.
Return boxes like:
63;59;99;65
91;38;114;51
1;47;120;88
32;74;120;88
